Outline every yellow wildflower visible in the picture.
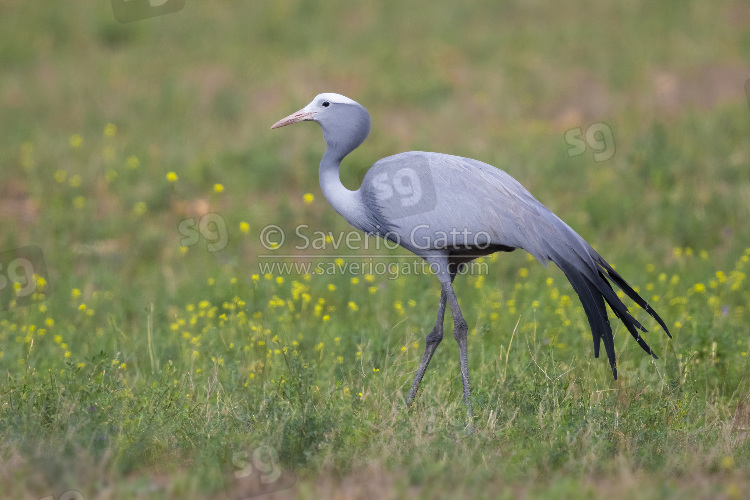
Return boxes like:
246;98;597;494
133;202;147;216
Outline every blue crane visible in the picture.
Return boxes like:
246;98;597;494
272;93;671;421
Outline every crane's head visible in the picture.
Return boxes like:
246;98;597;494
271;93;371;155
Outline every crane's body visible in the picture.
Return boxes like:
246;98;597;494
272;93;671;422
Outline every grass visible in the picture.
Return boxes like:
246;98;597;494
1;0;749;498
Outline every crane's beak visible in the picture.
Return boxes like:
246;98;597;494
270;108;314;129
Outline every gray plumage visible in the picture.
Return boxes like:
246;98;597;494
272;93;671;421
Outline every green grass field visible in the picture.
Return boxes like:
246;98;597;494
1;1;749;498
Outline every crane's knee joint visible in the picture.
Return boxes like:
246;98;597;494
425;328;443;344
452;320;468;340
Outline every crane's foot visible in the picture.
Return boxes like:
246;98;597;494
465;399;474;434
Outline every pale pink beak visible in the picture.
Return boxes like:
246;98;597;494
270;109;314;129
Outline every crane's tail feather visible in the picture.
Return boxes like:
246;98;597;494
550;248;618;378
592;252;672;339
595;271;659;358
545;239;671;380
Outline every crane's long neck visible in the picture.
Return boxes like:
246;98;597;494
318;148;362;224
319;149;365;228
315;102;372;231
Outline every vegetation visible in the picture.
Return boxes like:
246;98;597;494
1;1;749;498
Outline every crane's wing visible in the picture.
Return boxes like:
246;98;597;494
359;151;671;378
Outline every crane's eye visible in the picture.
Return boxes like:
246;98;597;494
322;101;330;107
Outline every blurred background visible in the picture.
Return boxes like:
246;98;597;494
1;1;749;498
2;1;749;292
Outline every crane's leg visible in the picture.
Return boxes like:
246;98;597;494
406;286;448;405
416;257;473;424
441;275;473;423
